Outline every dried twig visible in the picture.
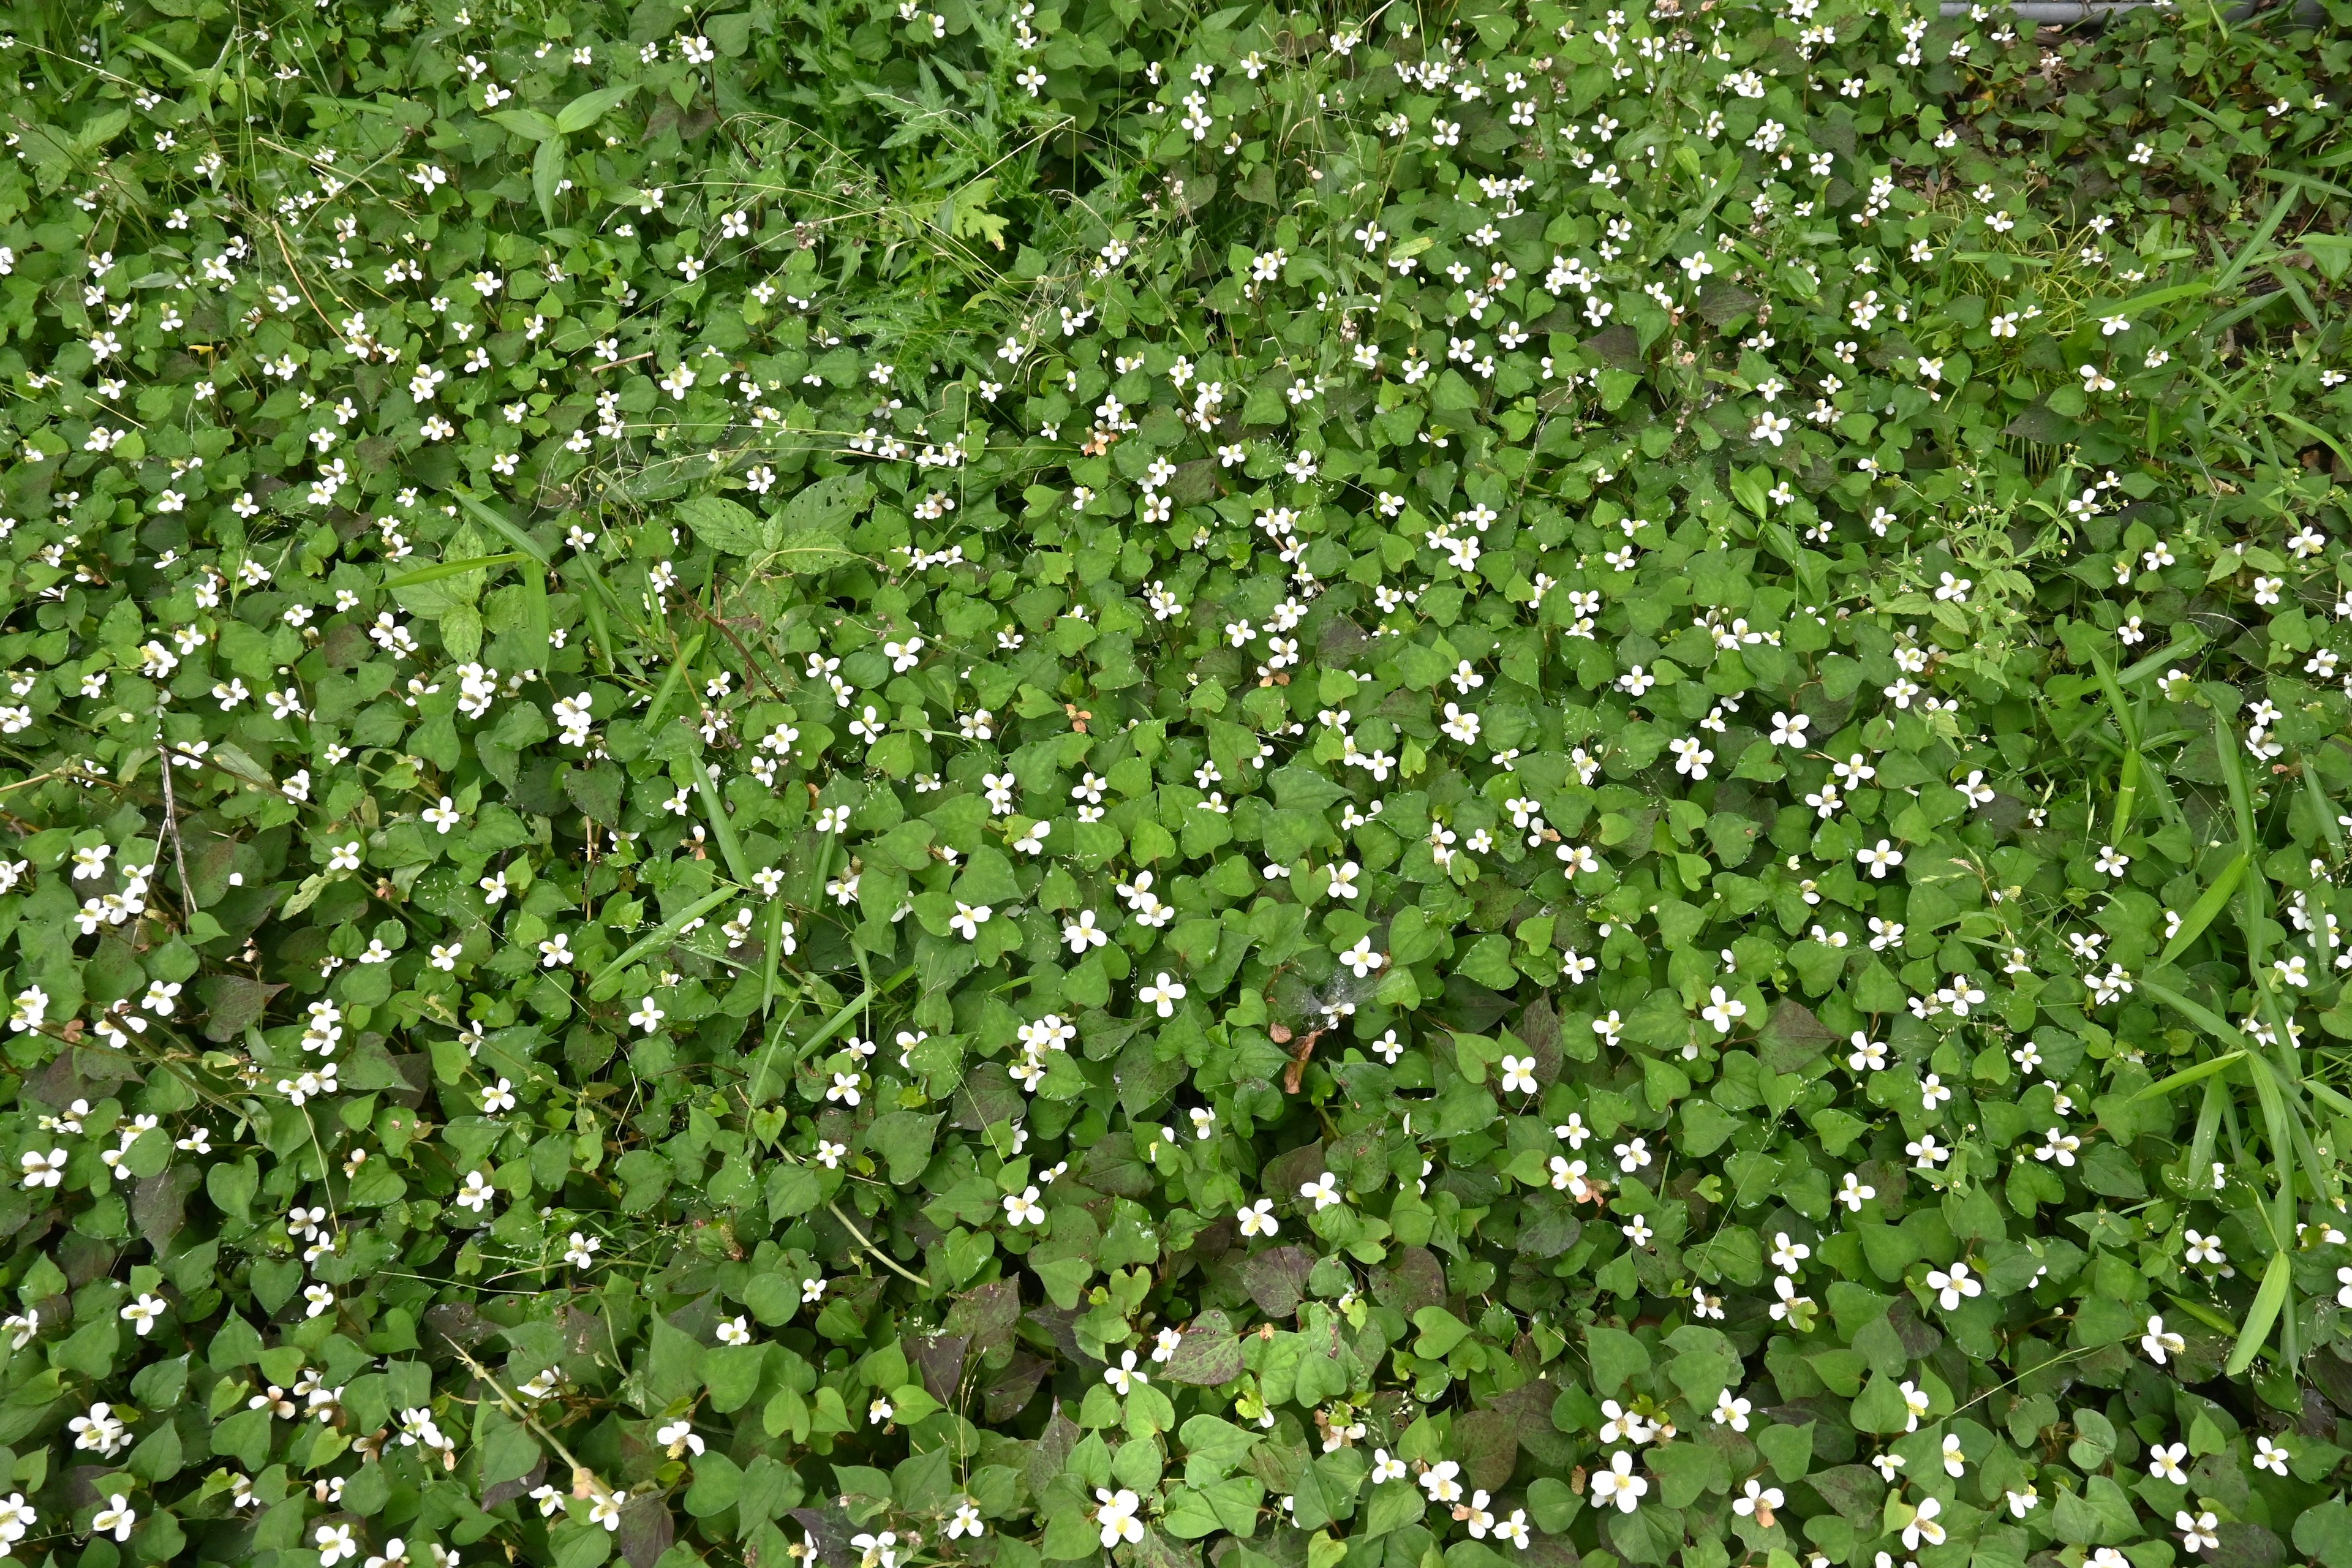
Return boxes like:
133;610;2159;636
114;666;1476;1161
1273;1022;1327;1093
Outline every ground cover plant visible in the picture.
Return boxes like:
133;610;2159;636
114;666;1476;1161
4;0;2352;1564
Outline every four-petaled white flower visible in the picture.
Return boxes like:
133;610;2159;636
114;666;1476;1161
1924;1260;1981;1311
1902;1494;1945;1549
1095;1488;1145;1548
1102;1348;1150;1395
119;1292;168;1336
2179;1510;2219;1554
1138;973;1188;1016
1734;1478;1783;1525
92;1494;138;1542
1590;1450;1648;1513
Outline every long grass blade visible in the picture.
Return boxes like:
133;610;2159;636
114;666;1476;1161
2225;1250;2292;1376
587;885;736;1000
2157;853;2248;967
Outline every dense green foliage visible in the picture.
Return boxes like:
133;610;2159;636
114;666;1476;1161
4;0;2352;1566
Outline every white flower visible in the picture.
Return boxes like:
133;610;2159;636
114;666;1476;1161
1902;1494;1945;1549
1063;910;1110;952
589;1490;627;1531
2141;1314;2185;1365
1713;1390;1751;1431
1095;1489;1145;1547
1103;1349;1149;1395
1856;839;1904;878
1300;1172;1343;1210
657;1419;706;1458
1138;973;1187;1016
1003;1186;1045;1226
317;1523;359;1565
1419;1460;1463;1502
1590;1450;1648;1513
2179;1510;2218;1553
1372;1449;1408;1483
1899;1379;1931;1431
2149;1442;2188;1484
92;1494;138;1542
1923;1260;1981;1311
70;1403;129;1457
119;1292;168;1336
1237;1199;1280;1237
717;1315;752;1346
1498;1054;1537;1094
1734;1478;1783;1523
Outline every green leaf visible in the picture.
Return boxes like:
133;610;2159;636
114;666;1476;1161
489;108;562;141
679;496;774;556
780;472;873;535
556;83;638;134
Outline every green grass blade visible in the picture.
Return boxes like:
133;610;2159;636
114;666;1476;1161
2114;628;2207;685
693;756;754;888
2225;1249;2292;1376
587;885;737;1000
2087;649;2139;750
2300;761;2348;864
2187;1076;2226;1190
2157;853;2248;967
383;553;524;589
2132;1049;2245;1102
2166;1294;2240;1338
2212;184;2301;294
449;489;551;562
641;634;706;733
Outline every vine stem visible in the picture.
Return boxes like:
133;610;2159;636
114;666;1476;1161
155;741;195;928
827;1199;931;1288
443;1336;621;1509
